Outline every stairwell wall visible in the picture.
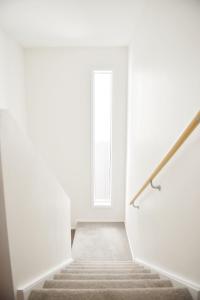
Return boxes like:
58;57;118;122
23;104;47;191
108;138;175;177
0;27;29;300
24;47;128;227
126;0;200;289
0;27;27;131
0;111;71;299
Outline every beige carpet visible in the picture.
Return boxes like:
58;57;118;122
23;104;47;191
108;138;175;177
72;222;132;260
28;222;192;300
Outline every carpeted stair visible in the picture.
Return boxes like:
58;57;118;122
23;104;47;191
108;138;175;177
29;260;192;300
29;224;192;299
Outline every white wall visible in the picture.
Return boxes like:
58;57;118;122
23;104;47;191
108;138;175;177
0;28;27;130
25;47;128;227
0;110;71;298
126;0;200;288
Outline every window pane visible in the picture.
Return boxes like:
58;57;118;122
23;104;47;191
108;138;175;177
93;71;112;206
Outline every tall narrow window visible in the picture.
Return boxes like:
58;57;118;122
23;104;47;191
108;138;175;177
92;71;112;207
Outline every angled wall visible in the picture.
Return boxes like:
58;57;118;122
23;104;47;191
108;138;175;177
0;110;71;298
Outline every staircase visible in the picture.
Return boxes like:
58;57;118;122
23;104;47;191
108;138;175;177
29;260;192;300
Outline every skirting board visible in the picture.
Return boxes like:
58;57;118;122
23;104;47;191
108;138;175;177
124;222;134;260
74;219;124;227
135;258;200;300
17;258;73;300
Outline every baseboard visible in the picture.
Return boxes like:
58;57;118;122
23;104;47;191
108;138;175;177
75;219;124;225
17;258;73;300
124;222;134;260
135;258;200;300
125;224;200;300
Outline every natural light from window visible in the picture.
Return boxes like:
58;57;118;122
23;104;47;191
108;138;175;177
92;71;112;207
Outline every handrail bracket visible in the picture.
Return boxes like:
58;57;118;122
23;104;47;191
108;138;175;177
133;203;140;209
150;180;161;191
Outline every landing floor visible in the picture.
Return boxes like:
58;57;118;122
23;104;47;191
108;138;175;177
72;222;132;261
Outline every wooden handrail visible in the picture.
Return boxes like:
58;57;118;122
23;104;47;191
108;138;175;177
130;110;200;206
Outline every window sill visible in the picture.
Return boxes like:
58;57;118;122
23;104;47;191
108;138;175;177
94;202;112;208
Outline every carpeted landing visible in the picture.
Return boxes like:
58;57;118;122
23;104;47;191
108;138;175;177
28;223;192;300
72;222;132;261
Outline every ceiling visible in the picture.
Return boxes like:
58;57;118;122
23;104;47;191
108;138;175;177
0;0;144;47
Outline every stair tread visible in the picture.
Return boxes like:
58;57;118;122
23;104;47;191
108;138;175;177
44;279;173;289
69;265;138;269
70;262;136;265
29;287;192;300
66;266;143;268
61;268;151;274
54;273;160;280
28;259;192;300
73;260;134;262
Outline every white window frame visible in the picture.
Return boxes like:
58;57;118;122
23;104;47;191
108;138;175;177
91;70;113;208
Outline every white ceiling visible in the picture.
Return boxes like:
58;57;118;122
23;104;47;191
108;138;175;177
0;0;144;47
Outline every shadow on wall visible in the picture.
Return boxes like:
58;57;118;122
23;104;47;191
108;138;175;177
0;154;14;300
